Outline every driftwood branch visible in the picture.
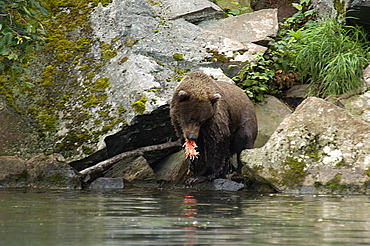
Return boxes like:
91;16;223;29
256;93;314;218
79;140;182;176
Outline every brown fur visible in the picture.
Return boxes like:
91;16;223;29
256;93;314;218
170;71;258;183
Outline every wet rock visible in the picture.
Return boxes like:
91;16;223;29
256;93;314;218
0;156;27;187
190;178;244;191
104;156;156;187
26;154;82;189
89;177;124;189
155;151;189;184
198;9;278;44
254;95;292;148
151;0;227;24
241;97;370;193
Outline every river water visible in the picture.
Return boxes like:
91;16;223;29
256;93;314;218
1;188;370;246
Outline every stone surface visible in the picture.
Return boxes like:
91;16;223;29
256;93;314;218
151;0;227;23
241;97;370;193
342;91;370;124
198;9;278;43
190;178;244;191
254;95;292;148
0;156;27;187
155;151;189;184
26;153;82;189
89;177;124;189
0;97;38;159
104;156;156;184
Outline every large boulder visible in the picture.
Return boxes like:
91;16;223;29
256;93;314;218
0;154;81;188
241;97;370;193
198;9;278;44
254;95;292;148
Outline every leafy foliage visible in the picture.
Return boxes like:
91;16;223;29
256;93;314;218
233;54;274;103
0;0;48;83
287;18;370;97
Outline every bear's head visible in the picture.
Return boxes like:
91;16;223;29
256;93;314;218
172;90;221;141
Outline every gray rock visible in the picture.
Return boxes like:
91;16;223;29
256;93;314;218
0;97;38;159
104;156;156;184
0;156;27;187
198;9;278;43
212;178;244;191
189;178;244;191
342;91;370;124
151;0;227;23
241;97;370;193
155;150;189;184
254;95;292;148
310;0;350;18
89;177;124;189
26;154;82;189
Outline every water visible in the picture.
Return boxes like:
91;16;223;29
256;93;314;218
1;188;370;246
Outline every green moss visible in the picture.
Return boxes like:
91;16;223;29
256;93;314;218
146;0;160;5
40;65;56;88
333;0;345;14
124;39;140;47
118;56;129;64
92;77;110;92
364;169;370;178
131;96;147;114
117;106;127;115
205;49;229;62
100;43;117;60
280;157;306;188
173;68;189;82
324;173;346;191
45;173;66;185
172;53;184;61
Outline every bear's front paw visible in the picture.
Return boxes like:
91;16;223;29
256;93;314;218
185;176;207;185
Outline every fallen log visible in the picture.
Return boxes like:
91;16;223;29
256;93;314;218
79;139;181;176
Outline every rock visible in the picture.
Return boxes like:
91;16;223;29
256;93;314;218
190;178;244;191
0;156;27;187
212;178;244;191
151;0;227;24
0;97;38;159
89;177;124;189
241;97;370;193
347;0;370;33
341;91;370;124
104;104;180;166
198;9;278;44
26;154;82;189
155;151;189;184
104;156;156;186
362;64;370;88
310;0;350;18
254;95;292;148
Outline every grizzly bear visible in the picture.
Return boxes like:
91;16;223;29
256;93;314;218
170;71;257;183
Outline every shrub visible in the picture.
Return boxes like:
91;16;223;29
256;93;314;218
287;17;370;97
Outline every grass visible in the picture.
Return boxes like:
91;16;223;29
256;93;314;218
287;17;370;97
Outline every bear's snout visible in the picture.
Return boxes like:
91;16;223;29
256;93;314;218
185;132;198;141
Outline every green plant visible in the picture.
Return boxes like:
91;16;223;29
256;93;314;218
287;17;370;97
0;0;48;83
232;54;275;103
227;2;249;17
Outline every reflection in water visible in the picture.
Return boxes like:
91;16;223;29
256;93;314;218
1;188;370;245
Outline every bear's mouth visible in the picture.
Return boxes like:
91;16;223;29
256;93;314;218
183;139;199;160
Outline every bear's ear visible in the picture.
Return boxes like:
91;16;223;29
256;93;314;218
178;90;190;102
210;93;221;104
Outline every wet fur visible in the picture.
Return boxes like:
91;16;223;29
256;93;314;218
170;72;257;183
